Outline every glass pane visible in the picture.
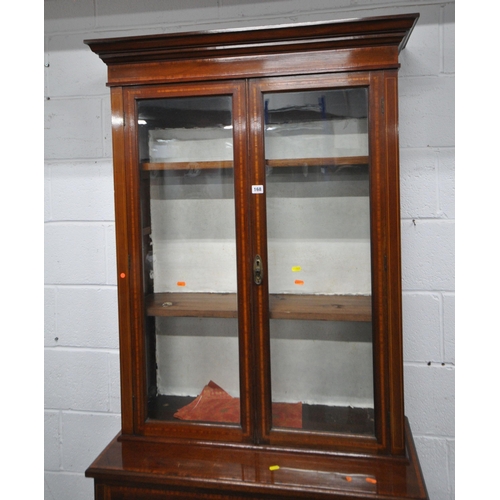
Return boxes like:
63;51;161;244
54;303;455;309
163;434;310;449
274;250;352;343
138;95;240;425
264;89;374;435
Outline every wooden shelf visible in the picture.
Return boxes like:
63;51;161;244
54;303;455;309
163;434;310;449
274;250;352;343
141;156;369;171
145;292;371;322
270;293;371;322
146;292;238;318
266;156;369;168
148;394;374;435
142;160;233;171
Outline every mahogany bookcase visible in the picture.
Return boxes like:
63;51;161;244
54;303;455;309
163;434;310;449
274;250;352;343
84;13;429;499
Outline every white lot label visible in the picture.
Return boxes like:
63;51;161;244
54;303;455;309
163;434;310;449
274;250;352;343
252;185;264;194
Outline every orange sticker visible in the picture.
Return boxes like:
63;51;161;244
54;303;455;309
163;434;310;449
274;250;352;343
345;476;352;482
366;477;377;484
177;281;186;287
120;272;126;279
294;280;304;285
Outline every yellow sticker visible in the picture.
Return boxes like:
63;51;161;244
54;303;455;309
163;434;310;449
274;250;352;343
291;266;302;272
269;465;280;471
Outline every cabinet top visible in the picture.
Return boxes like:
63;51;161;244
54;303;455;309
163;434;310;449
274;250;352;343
84;13;419;66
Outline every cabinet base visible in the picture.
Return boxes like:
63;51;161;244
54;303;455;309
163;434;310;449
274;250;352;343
86;420;428;500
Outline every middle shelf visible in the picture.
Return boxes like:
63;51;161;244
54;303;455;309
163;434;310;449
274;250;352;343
145;292;372;322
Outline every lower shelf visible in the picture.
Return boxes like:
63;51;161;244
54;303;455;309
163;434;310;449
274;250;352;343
148;394;374;435
86;420;428;500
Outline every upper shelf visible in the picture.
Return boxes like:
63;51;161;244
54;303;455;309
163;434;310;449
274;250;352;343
146;292;371;322
142;156;369;171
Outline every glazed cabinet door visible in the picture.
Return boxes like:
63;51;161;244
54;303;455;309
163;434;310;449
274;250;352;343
120;81;254;443
116;72;404;452
248;72;403;453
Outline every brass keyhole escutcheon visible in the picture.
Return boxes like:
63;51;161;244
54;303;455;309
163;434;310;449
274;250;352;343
253;254;263;285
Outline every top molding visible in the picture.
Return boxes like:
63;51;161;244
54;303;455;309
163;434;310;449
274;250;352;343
84;13;419;66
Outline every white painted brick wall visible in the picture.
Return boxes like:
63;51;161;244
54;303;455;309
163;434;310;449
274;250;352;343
44;1;455;499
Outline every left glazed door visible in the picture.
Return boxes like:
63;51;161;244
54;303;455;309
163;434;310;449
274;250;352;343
121;81;254;443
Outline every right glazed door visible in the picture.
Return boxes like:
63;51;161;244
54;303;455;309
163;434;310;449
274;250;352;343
249;72;396;451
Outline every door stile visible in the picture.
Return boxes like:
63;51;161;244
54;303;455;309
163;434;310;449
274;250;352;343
122;86;150;434
367;71;389;453
382;70;405;455
232;81;255;443
367;70;405;456
247;79;273;444
110;86;135;436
